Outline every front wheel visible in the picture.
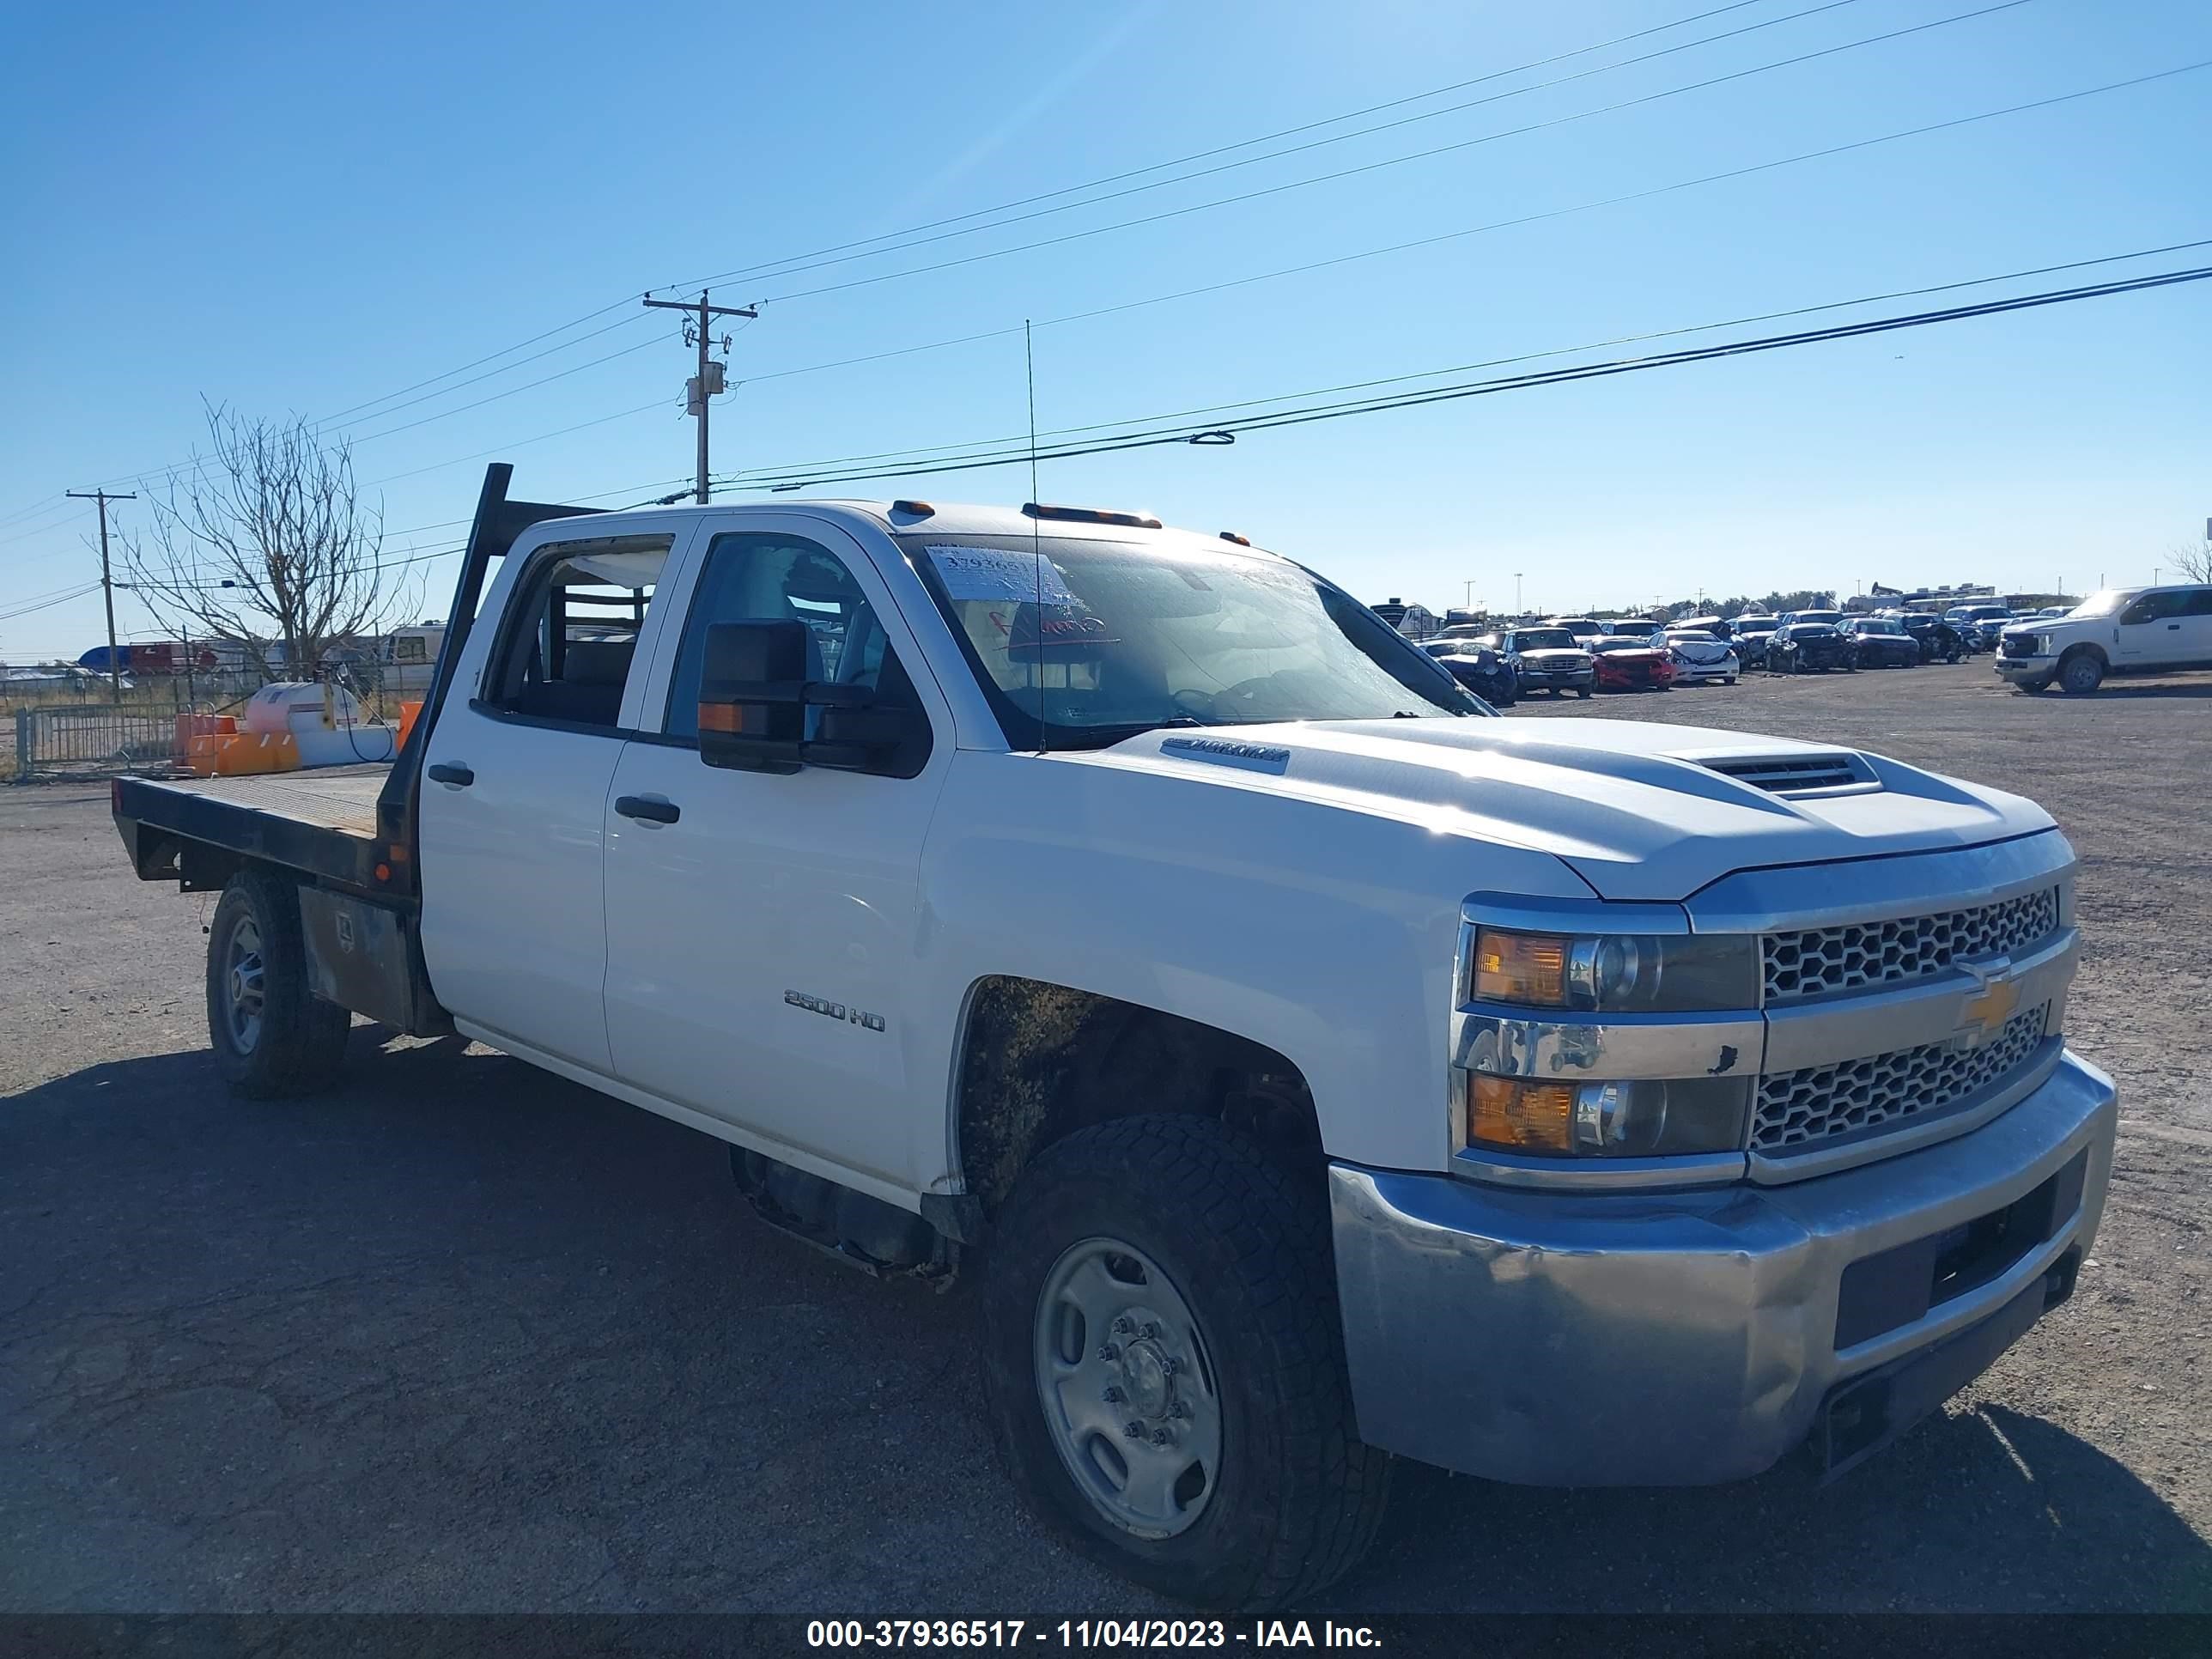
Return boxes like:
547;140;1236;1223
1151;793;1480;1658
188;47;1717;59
981;1116;1389;1611
206;871;350;1097
1575;685;1592;699
2059;653;2105;695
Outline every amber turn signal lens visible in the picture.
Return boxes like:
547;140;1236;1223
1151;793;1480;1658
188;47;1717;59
1468;1074;1576;1154
1474;929;1570;1006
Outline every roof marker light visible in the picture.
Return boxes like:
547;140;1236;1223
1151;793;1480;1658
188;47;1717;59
1218;532;1252;546
1023;503;1163;530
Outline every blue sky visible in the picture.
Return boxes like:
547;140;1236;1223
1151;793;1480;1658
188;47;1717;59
2;0;2206;657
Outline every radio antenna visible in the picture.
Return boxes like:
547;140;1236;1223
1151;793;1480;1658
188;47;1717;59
1026;319;1047;757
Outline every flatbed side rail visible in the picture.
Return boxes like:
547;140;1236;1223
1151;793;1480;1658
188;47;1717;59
371;463;605;896
113;775;381;891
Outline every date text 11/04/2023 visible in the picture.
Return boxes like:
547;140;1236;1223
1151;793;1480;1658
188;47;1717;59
804;1620;1384;1649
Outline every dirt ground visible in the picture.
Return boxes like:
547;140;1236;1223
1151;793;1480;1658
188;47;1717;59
1;659;2206;1617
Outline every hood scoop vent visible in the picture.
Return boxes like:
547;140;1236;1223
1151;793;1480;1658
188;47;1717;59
1702;752;1881;799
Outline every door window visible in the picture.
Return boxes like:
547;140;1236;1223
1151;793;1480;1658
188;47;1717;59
2120;591;2191;626
662;532;915;742
482;535;671;729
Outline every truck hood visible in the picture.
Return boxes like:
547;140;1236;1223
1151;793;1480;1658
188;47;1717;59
1085;717;2053;902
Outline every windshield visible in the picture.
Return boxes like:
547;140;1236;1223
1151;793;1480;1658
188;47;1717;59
1856;620;1903;635
2070;589;2134;618
901;532;1483;748
1515;629;1577;650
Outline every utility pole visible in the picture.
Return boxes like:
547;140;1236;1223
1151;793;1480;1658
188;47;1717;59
643;289;757;503
1514;572;1524;615
66;489;135;696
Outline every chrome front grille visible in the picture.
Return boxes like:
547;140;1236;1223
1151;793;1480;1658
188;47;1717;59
1762;886;2060;1003
1751;1006;2050;1152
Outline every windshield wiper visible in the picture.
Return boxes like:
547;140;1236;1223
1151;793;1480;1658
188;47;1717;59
1043;714;1213;751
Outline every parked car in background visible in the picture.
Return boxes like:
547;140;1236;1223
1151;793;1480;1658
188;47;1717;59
1674;615;1735;641
1841;617;1921;668
1768;620;1857;674
1996;585;2212;694
1656;629;1740;684
1422;639;1516;706
1476;626;1594;697
1895;613;1966;663
1731;620;1779;667
1544;617;1606;643
1587;633;1675;691
2034;605;2071;619
1778;609;1846;629
1944;603;2014;653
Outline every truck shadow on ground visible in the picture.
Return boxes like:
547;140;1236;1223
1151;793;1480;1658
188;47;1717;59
3;1036;2206;1613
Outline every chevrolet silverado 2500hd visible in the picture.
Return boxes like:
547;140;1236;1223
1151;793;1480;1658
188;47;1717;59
113;465;2116;1611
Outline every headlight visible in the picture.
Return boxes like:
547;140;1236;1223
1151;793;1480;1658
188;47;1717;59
1471;926;1758;1012
1465;1074;1751;1158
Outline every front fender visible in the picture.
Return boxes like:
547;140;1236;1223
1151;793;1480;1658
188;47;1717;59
903;748;1595;1185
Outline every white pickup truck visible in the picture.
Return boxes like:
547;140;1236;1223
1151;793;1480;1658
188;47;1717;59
114;465;2116;1611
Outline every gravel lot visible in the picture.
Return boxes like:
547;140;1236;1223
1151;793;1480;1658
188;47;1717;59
2;659;2207;1617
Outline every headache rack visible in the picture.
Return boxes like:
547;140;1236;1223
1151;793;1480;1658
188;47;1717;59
111;463;602;904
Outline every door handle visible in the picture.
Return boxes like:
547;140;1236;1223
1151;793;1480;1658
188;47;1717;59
615;795;681;824
427;762;475;787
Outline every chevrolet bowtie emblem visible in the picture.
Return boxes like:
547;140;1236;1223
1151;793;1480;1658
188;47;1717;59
1956;963;2021;1047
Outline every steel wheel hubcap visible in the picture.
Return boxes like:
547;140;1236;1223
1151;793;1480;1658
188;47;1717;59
223;916;266;1054
1033;1237;1222;1540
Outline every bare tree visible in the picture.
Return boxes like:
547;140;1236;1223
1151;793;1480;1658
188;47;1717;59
2171;540;2212;586
119;402;414;682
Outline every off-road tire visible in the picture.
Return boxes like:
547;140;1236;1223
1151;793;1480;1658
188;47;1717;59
2058;652;2105;696
206;870;350;1098
981;1115;1389;1612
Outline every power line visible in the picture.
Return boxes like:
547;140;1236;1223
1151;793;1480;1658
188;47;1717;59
710;264;2212;492
0;0;2007;526
672;0;1879;295
0;581;102;623
660;0;1787;295
753;0;2040;307
720;64;2211;408
313;297;642;427
708;237;2212;480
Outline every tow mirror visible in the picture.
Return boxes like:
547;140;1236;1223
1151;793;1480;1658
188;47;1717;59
697;620;930;778
699;620;808;774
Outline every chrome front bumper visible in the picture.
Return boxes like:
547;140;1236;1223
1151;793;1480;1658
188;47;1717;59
1995;653;2057;681
1328;1049;2116;1486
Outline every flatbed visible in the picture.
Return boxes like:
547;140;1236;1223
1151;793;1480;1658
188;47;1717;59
115;763;396;891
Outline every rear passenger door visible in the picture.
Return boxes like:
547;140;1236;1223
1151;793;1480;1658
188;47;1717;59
416;526;690;1075
2181;589;2212;666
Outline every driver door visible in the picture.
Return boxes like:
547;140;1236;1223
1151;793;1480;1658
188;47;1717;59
2116;590;2189;665
600;519;954;1187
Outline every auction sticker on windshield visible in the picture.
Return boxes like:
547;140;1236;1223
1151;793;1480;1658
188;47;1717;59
924;545;1075;605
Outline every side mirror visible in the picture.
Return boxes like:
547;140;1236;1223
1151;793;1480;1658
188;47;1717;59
699;619;808;774
697;620;930;779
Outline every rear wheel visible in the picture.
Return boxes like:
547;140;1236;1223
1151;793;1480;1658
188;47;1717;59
2058;652;2105;695
981;1116;1389;1611
206;871;350;1097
